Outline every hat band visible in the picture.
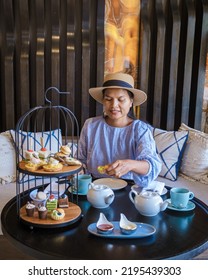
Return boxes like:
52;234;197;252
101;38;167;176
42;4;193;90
103;79;133;89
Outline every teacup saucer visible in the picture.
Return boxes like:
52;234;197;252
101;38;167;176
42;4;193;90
68;186;87;196
166;199;195;211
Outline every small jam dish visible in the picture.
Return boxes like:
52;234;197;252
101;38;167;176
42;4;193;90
119;213;137;235
96;213;114;234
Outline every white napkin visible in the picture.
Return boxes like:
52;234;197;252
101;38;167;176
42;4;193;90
131;180;166;195
143;180;165;195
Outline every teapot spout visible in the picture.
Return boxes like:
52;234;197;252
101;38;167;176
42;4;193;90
105;194;115;205
160;200;168;212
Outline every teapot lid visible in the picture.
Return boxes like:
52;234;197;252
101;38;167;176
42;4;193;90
92;184;109;191
140;190;159;198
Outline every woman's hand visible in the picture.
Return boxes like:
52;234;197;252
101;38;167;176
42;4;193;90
106;160;130;178
106;159;150;178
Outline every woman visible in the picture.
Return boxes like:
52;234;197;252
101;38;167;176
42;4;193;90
77;72;161;187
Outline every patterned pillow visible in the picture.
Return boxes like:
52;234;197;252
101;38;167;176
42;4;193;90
0;131;16;184
152;128;188;181
10;129;62;160
179;123;208;184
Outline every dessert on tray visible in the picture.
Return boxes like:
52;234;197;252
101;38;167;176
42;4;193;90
42;157;63;172
38;204;48;219
58;194;69;208
51;208;65;220
46;194;58;211
38;137;51;159
25;201;35;217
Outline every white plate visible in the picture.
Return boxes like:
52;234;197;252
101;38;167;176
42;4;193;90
131;185;168;196
93;178;127;190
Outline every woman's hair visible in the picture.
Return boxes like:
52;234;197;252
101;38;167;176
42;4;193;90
102;89;136;119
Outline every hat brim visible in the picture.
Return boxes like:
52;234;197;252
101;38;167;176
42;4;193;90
89;86;147;106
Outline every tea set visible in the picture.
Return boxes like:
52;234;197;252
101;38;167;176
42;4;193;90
72;176;195;237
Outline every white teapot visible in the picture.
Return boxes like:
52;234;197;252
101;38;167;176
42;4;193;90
87;183;115;209
129;189;168;216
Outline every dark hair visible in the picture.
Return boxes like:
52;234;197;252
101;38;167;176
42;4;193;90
102;89;136;119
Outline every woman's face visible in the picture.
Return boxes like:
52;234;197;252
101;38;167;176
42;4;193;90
103;88;133;123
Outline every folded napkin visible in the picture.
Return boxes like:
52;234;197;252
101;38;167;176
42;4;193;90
132;180;165;195
143;180;165;195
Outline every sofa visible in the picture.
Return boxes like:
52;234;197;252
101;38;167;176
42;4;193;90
0;122;208;235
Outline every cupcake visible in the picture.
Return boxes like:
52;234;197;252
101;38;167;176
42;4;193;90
38;204;48;219
25;201;35;217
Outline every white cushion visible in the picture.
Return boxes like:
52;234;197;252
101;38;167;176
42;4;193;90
152;128;188;181
179;123;208;184
0;131;16;183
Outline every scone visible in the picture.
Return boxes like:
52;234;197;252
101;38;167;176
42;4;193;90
60;145;71;156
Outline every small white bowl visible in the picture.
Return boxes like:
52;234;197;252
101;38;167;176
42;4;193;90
96;213;114;234
119;213;137;235
29;189;49;208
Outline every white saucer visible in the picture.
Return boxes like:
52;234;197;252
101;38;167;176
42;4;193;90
166;199;195;211
93;178;127;191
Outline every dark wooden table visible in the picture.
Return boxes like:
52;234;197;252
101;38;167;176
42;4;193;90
1;183;208;260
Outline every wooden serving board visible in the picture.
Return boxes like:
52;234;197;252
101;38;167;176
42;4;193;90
18;161;82;176
20;202;82;227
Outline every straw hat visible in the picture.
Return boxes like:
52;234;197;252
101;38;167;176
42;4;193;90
89;72;147;106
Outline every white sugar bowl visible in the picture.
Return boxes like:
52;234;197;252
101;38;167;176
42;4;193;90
87;183;115;209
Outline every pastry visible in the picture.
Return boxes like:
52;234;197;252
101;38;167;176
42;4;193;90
38;204;48;219
58;194;69;208
24;162;40;172
97;165;109;174
60;145;71;156
24;154;46;171
46;194;57;211
42;157;63;172
64;157;82;166
25;201;35;217
51;208;65;220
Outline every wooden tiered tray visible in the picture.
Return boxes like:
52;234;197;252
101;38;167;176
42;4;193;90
18;161;82;176
20;202;82;228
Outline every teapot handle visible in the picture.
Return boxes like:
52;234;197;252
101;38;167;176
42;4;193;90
129;189;137;204
88;182;94;190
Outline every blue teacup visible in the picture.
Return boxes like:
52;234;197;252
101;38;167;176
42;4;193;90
74;174;92;195
170;187;194;209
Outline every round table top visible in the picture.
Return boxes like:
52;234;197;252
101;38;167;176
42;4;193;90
1;183;208;260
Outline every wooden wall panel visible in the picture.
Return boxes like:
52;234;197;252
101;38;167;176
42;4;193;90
139;0;208;130
0;0;207;133
0;0;104;133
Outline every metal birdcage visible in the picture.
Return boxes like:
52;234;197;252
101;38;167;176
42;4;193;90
15;87;82;229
